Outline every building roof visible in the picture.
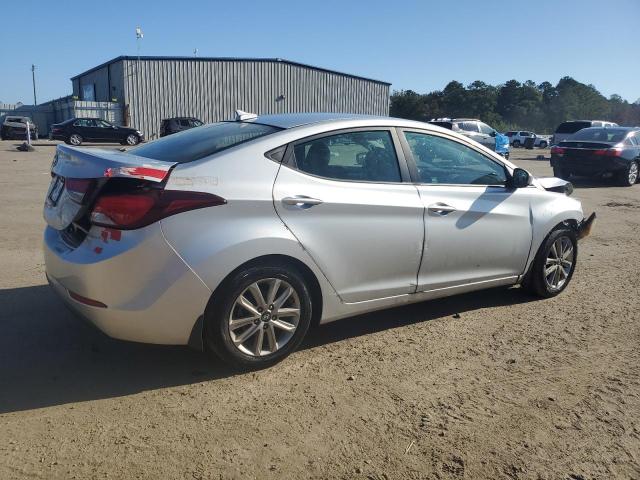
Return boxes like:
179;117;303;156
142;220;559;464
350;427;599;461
70;56;391;86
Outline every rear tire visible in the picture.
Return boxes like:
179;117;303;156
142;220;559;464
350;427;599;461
204;265;312;369
513;140;521;148
617;161;638;186
68;133;83;146
523;227;577;298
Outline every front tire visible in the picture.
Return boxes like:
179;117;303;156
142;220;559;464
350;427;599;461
204;265;312;369
539;141;548;149
617;161;638;186
523;227;577;298
125;134;140;146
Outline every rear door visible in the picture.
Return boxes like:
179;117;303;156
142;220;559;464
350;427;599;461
273;128;424;303
399;129;532;291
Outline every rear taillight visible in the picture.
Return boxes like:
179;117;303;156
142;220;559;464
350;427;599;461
550;146;566;155
593;148;623;157
65;178;95;203
52;127;63;134
90;190;226;230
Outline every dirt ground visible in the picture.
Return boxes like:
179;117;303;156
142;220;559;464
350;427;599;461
0;140;638;480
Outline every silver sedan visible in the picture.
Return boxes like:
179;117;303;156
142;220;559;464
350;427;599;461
43;113;595;368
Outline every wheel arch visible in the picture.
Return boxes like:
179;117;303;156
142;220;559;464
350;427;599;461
201;254;323;336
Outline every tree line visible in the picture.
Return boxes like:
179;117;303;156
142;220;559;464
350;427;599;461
390;76;640;134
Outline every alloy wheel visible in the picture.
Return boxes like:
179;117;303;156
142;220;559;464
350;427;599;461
126;134;139;145
544;236;574;291
228;278;301;357
70;134;82;146
628;162;638;185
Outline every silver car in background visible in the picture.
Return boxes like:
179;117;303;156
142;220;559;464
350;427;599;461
44;113;595;368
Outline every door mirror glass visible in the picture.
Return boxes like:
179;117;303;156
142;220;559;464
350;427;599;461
490;130;497;137
511;168;531;188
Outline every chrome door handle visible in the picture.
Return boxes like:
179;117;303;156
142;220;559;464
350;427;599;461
428;203;457;215
282;196;324;207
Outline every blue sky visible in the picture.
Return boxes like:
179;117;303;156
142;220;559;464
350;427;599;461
1;0;638;104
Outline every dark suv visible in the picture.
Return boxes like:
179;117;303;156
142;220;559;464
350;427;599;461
49;118;144;146
160;117;204;137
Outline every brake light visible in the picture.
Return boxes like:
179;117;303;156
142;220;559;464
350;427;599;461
593;148;623;157
104;166;170;182
65;178;95;203
90;190;226;229
551;146;566;155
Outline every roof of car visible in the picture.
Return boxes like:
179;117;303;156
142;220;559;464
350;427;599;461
248;112;392;129
578;126;639;131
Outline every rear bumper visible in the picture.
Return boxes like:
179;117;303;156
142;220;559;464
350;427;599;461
551;156;629;176
43;223;211;345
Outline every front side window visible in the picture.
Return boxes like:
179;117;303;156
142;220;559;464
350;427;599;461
404;131;507;186
478;123;494;135
95;119;113;128
293;130;401;182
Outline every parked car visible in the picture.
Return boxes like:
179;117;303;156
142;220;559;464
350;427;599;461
43;112;594;368
551;120;618;145
429;118;509;158
550;127;640;186
49;118;144;146
504;131;550;148
160;117;204;137
0;115;38;140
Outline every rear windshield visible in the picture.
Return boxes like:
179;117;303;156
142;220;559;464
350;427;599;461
429;121;453;130
571;128;629;143
131;121;281;163
555;121;591;134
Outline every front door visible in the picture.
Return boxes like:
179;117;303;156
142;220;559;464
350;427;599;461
273;128;424;303
401;129;532;291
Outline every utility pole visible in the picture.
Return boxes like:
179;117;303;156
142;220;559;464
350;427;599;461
31;64;37;105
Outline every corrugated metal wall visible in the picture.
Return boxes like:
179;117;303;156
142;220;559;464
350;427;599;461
116;59;389;140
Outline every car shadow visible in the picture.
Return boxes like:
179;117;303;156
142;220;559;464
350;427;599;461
569;176;618;189
0;283;536;413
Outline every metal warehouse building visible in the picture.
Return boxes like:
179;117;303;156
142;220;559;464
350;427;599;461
70;56;391;140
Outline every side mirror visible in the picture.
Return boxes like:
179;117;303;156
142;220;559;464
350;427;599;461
511;168;531;188
490;131;497;137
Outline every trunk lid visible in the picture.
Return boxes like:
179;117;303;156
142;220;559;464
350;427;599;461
43;144;176;231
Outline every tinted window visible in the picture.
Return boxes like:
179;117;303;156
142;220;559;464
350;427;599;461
429;121;453;130
178;119;191;127
73;119;94;127
459;122;480;133
131;122;281;163
404;132;507;186
95;119;112;128
293;130;401;182
190;119;204;127
571;128;629;143
555;121;591;134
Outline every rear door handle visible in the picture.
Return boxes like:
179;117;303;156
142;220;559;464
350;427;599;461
428;203;457;215
282;196;324;207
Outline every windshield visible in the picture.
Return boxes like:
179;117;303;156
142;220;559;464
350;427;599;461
130;121;281;163
555;121;591;134
571;128;629;143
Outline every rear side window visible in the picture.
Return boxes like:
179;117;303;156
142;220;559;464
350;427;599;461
459;122;479;133
555;121;591;134
292;130;401;183
131;122;281;163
